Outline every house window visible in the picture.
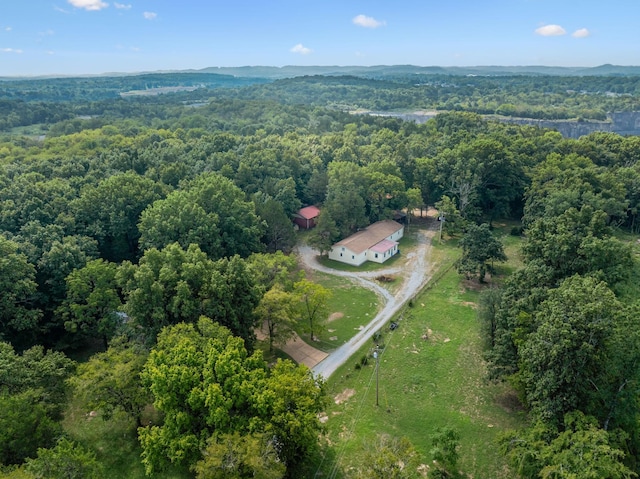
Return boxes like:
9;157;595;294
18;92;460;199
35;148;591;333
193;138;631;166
341;247;345;251
375;253;378;258
340;253;343;257
352;255;355;259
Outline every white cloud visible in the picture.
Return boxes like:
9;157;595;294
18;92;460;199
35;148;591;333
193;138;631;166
5;27;12;32
1;48;23;54
572;28;591;38
143;11;157;20
290;43;312;55
67;0;109;11
535;24;566;36
353;14;386;29
114;2;131;9
39;29;55;36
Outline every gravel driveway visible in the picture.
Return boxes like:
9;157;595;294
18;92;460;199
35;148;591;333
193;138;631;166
295;225;437;379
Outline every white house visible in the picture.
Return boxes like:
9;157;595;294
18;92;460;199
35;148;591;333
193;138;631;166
328;220;404;266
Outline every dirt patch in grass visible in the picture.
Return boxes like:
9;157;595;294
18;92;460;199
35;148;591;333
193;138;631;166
461;279;487;291
375;274;396;283
495;390;526;413
334;388;356;405
328;312;344;322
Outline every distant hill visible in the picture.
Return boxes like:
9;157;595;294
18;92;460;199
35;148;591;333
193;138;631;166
3;64;639;83
197;64;640;79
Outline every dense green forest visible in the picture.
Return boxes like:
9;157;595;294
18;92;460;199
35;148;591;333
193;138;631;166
1;70;640;478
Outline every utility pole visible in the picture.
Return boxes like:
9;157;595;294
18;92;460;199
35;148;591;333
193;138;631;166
373;348;379;407
438;213;445;242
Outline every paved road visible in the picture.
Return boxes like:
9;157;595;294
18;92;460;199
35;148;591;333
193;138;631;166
296;226;436;379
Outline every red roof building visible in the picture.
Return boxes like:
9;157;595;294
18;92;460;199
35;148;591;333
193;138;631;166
293;205;320;229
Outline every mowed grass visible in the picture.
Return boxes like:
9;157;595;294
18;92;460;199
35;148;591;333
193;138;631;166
306;272;379;351
316;246;527;478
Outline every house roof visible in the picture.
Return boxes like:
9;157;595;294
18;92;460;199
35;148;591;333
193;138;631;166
334;220;403;254
370;239;398;253
297;205;320;220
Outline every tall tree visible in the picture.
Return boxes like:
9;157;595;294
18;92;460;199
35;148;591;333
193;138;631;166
246;251;301;294
73;172;166;261
56;259;123;349
185;172;264;258
405;187;423;229
522;206;632;287
67;337;150;427
255;287;297;352
138;318;325;475
0;342;74;466
308;210;339;257
519;275;619;425
324;162;368;237
430;426;461;478
119;243;259;346
434;195;465;237
294;279;331;342
456;223;506;283
255;198;296;253
500;412;635;479
138;191;222;257
0;235;40;347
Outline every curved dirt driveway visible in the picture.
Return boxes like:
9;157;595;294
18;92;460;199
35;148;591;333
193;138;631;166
294;225;437;379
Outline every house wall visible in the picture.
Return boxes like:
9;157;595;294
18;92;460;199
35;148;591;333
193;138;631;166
385;226;404;242
328;246;367;266
369;245;398;264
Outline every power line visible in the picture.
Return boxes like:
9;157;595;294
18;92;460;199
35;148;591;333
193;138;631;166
318;324;400;479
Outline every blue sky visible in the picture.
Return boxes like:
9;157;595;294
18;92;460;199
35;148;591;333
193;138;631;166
1;0;639;76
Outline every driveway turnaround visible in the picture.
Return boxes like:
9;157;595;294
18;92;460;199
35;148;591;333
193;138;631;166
295;226;436;379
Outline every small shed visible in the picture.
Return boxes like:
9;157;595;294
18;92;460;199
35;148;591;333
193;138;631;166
293;205;320;230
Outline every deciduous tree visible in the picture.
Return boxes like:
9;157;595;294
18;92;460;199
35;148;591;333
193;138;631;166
193;432;285;479
67;337;150;427
255;287;297;352
0;235;40;346
456;223;506;282
294;279;331;342
57;259;123;348
25;438;102;479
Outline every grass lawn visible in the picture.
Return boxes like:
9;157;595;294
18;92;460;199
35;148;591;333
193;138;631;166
297;227;429;350
315;243;527;478
308;272;380;351
490;222;525;279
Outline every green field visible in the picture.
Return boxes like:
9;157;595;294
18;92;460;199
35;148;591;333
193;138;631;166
314;242;527;478
310;273;380;351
